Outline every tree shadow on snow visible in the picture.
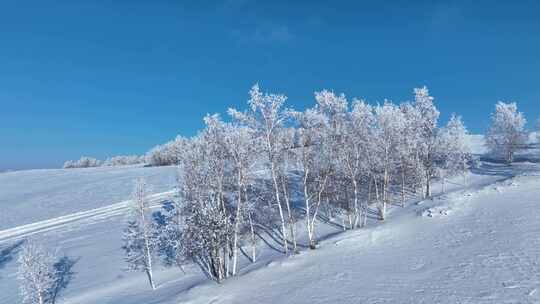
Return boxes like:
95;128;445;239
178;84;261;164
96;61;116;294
473;157;540;177
472;160;519;177
254;223;312;253
47;255;79;304
0;240;26;275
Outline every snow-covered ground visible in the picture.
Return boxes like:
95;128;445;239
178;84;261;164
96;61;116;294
178;173;540;304
2;136;540;304
0;165;178;230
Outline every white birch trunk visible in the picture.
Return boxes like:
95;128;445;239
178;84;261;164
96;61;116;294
232;171;243;276
248;212;257;262
281;175;297;253
269;160;288;254
352;179;360;228
303;168;313;248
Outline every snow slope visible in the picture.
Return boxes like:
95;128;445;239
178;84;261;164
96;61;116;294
178;169;540;304
2;136;540;304
0;165;178;230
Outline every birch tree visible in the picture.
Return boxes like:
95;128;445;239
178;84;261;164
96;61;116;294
413;86;440;198
347;99;375;227
17;241;56;304
373;101;405;219
122;178;157;290
436;114;471;192
293;108;330;248
275;127;299;253
229;84;293;254
176;135;232;283
396;102;421;204
486;101;526;164
221;120;259;274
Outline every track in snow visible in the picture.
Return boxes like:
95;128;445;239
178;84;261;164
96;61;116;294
0;191;175;244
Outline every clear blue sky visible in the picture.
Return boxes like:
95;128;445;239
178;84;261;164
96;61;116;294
1;1;540;170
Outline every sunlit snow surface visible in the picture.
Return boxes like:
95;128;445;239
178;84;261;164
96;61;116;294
0;165;178;230
2;136;540;304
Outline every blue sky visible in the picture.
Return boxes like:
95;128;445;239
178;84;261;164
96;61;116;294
1;1;540;170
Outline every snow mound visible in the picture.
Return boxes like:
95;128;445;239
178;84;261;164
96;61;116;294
421;206;452;217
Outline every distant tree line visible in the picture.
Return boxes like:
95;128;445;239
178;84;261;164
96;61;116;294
62;155;145;169
63;95;533;171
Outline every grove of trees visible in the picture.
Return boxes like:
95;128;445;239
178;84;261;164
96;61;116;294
22;85;537;301
122;84;472;286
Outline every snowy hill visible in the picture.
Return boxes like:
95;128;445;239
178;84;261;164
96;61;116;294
179;172;540;304
0;165;178;230
2;136;540;303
